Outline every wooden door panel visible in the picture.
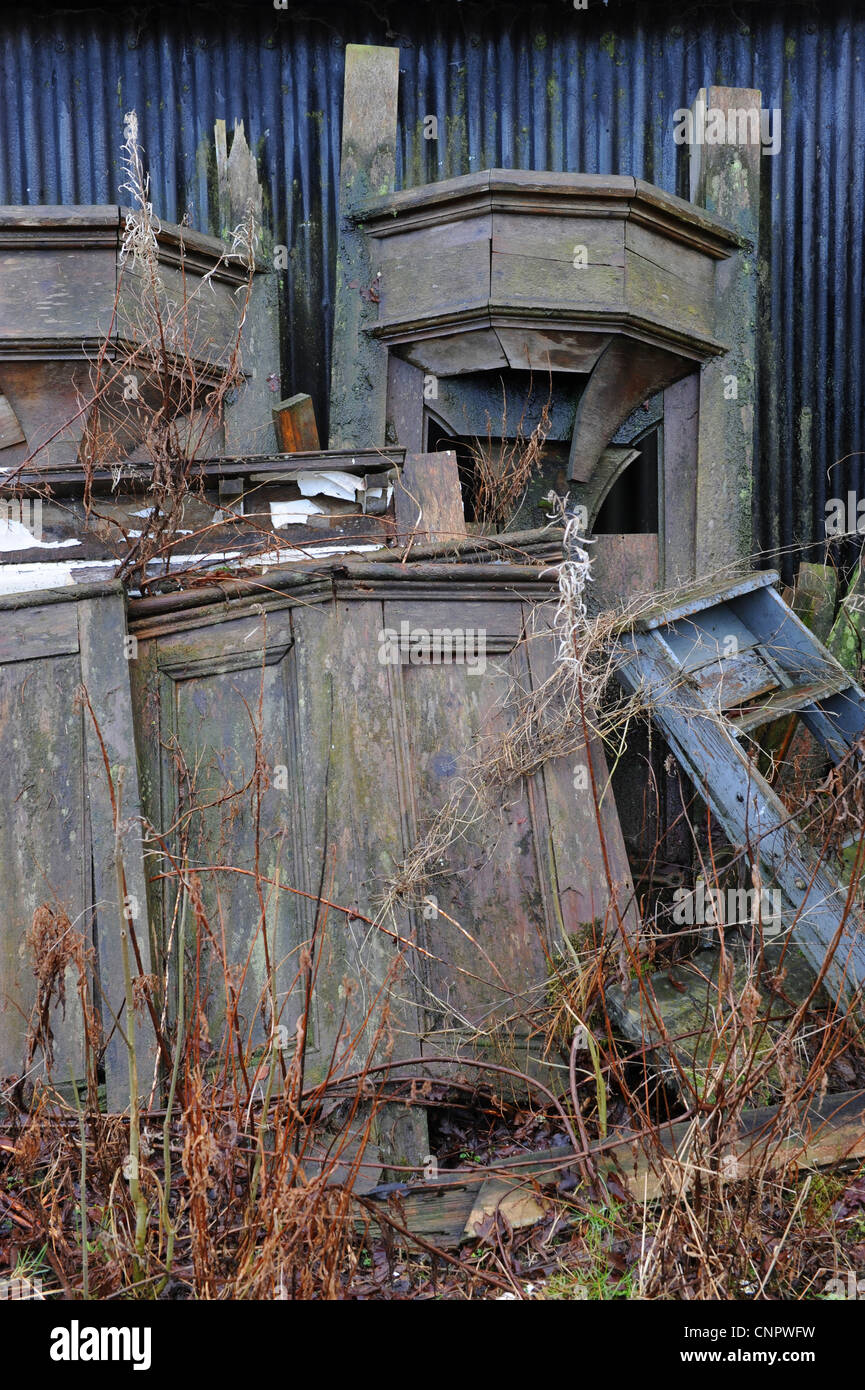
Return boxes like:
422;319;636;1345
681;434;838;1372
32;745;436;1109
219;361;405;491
144;606;314;1062
399;654;550;1036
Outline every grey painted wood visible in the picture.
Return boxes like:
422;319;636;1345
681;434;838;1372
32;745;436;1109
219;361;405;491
0;583;152;1105
328;45;399;449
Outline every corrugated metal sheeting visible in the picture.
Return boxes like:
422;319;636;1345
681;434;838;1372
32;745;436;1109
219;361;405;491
1;1;863;570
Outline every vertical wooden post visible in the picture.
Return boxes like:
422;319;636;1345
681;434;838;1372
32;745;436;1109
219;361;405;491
386;355;425;452
395;451;466;544
689;86;762;578
662;372;700;585
328;45;400;450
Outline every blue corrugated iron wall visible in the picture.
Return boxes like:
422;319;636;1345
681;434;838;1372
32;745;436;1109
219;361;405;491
1;1;863;570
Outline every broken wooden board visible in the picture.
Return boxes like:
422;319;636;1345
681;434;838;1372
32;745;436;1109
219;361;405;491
0;580;154;1108
328;44;399;450
616;571;865;1005
607;940;829;1102
394;449;466;544
359;1089;865;1247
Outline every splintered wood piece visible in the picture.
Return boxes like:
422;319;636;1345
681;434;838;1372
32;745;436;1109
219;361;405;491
394;450;466;544
360;1089;865;1247
328;44;399;449
464;1178;548;1238
272;393;320;453
0;392;25;448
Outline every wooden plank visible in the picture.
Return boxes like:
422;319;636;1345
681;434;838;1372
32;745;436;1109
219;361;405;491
0;247;117;344
390;633;553;1047
328;44;399;449
490;252;624;310
394;450;466;544
526;607;640;948
328;597;429;1169
0;600;79;665
662;603;761;671
0;392;25;448
662;371;699;586
794;563;838;644
376;218;492;327
146;607;301;1066
365;1089;865;1246
634;568;777;631
692;647;780;709
0;584;154;1103
491;211;625;267
496;325;608;374
272;393;320;453
2;449;403;496
215;119;264;238
730;673;852;734
690;85;761;577
624;220;716;339
385;356;425;453
77;591;155;1108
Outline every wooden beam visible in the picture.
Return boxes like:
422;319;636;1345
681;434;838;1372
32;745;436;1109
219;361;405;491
690;86;761;578
328;44;399;450
0;392;25;449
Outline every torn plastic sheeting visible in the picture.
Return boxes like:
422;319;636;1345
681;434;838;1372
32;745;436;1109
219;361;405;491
269;499;326;527
0;518;81;551
296;470;365;502
0;560;112;595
